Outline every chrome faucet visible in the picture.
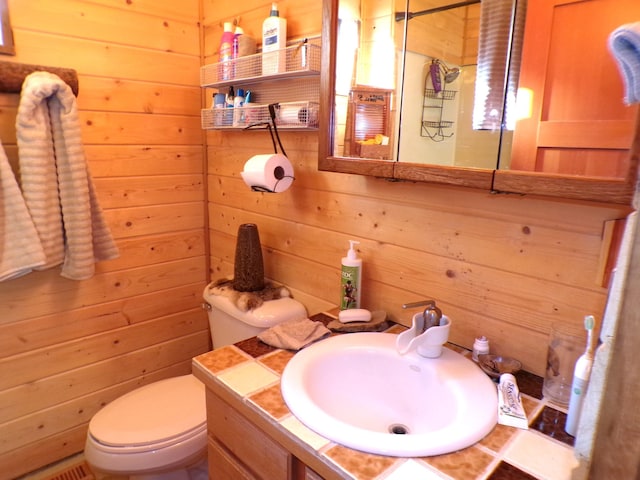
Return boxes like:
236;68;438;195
402;300;442;334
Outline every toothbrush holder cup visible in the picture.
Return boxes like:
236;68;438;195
542;323;585;407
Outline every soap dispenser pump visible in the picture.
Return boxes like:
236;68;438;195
340;240;362;310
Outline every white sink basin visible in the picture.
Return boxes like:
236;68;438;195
281;332;497;457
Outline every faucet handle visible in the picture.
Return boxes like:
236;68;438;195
402;300;443;331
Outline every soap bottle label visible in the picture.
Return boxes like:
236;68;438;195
264;28;279;47
340;266;359;309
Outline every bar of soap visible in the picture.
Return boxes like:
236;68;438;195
338;308;372;323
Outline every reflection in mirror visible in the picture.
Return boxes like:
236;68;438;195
332;0;401;161
400;0;524;169
0;0;15;56
505;0;636;178
331;0;525;171
323;0;639;203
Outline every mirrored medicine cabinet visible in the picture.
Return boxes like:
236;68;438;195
318;0;640;204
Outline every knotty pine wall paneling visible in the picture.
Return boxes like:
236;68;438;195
0;1;209;478
203;0;631;378
0;0;633;477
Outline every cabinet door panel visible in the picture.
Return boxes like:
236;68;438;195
208;438;256;480
511;0;639;176
207;391;291;480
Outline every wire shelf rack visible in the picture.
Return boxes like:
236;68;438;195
424;88;457;100
201;101;319;130
201;43;321;88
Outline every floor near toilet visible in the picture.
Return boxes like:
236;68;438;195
21;454;126;480
42;461;94;480
20;456;94;480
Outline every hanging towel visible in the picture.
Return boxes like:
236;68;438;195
473;0;527;130
609;22;640;105
0;139;46;281
16;71;119;280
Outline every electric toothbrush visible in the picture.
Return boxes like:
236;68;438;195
565;315;595;436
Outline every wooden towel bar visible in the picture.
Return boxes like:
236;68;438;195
0;61;79;96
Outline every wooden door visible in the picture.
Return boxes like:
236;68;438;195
510;0;640;177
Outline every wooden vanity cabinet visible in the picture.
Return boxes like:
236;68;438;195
205;389;329;480
206;391;293;479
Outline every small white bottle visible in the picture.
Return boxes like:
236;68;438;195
472;336;490;362
262;3;287;75
233;88;245;127
340;240;362;310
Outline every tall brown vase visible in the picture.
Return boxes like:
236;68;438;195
233;223;265;292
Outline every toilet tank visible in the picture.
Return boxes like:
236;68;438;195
203;282;307;348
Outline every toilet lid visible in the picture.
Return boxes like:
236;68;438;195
89;375;206;447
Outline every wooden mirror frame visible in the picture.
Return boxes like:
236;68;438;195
319;0;640;204
0;0;15;56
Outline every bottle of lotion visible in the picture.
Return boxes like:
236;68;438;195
340;240;362;310
262;3;287;75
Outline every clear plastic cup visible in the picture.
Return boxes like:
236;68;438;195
542;323;585;407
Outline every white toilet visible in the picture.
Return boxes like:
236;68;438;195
84;283;306;480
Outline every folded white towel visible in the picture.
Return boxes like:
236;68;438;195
609;22;640;104
17;71;119;280
0;139;46;281
258;318;331;350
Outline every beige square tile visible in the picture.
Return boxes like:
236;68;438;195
280;415;331;451
503;430;580;480
383;459;444;480
217;361;278;395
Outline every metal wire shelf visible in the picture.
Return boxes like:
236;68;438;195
201;43;321;88
424;88;457;100
201;101;319;130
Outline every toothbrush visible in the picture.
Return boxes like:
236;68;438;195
565;315;595;436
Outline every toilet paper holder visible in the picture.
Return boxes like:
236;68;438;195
242;104;295;193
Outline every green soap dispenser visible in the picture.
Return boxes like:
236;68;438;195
340;240;362;310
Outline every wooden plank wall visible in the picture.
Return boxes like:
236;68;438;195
403;0;468;64
0;0;633;477
205;0;631;378
0;1;209;478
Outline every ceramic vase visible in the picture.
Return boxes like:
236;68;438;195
233;223;265;292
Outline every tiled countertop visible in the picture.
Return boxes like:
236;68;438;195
192;313;586;480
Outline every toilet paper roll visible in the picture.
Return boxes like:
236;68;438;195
241;154;295;193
